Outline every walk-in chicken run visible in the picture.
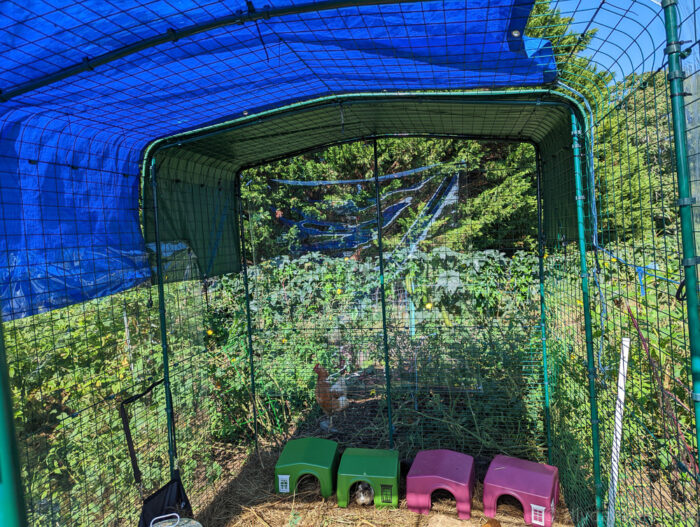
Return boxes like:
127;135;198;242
0;1;699;526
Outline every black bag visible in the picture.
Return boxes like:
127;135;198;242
137;474;192;527
119;380;193;527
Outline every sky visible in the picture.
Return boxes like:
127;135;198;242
550;0;672;80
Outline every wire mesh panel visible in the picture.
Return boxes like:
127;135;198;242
542;59;700;527
235;143;402;450
0;160;238;525
586;72;699;524
379;146;548;465
1;2;700;527
2;282;170;526
541;137;600;525
229;140;550;468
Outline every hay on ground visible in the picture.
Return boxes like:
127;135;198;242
196;444;574;527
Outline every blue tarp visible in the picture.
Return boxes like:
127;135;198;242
0;0;556;320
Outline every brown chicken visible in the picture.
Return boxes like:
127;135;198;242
313;363;349;430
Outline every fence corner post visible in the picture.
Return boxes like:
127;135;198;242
571;111;604;527
150;156;178;479
373;139;394;449
536;148;553;464
0;322;28;527
235;172;260;454
662;0;700;474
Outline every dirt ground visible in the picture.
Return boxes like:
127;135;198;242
196;445;575;527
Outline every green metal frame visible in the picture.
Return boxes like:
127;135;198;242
141;86;594;502
0;79;606;525
571;111;604;527
0;1;694;521
0;0;431;103
150;157;178;478
0;322;27;527
235;171;260;452
535;148;552;465
373;139;395;449
662;0;700;473
142;90;585;165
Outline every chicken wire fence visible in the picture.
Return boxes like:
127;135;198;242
234;153;547;465
0;1;699;527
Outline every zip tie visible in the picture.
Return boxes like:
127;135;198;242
682;257;700;267
339;104;345;134
693;392;700;403
677;197;697;206
675;279;687;301
575;195;585;201
668;70;686;81
665;42;683;55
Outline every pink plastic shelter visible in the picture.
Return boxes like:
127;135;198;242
406;449;475;520
483;455;559;527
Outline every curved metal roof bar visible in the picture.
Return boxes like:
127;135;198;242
0;0;436;103
1;0;662;108
240;132;540;173
142;88;589;175
535;0;668;114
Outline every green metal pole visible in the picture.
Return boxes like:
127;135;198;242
662;0;700;472
373;139;394;449
0;323;28;527
150;157;177;479
571;112;604;526
535;149;552;465
235;173;260;452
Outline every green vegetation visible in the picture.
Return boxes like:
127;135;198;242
208;246;542;444
6;85;696;523
3;4;697;527
241;139;540;259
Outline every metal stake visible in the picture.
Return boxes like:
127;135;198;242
571;113;604;527
235;173;260;454
0;322;28;526
373;139;394;449
536;149;553;464
662;0;700;472
150;157;178;479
